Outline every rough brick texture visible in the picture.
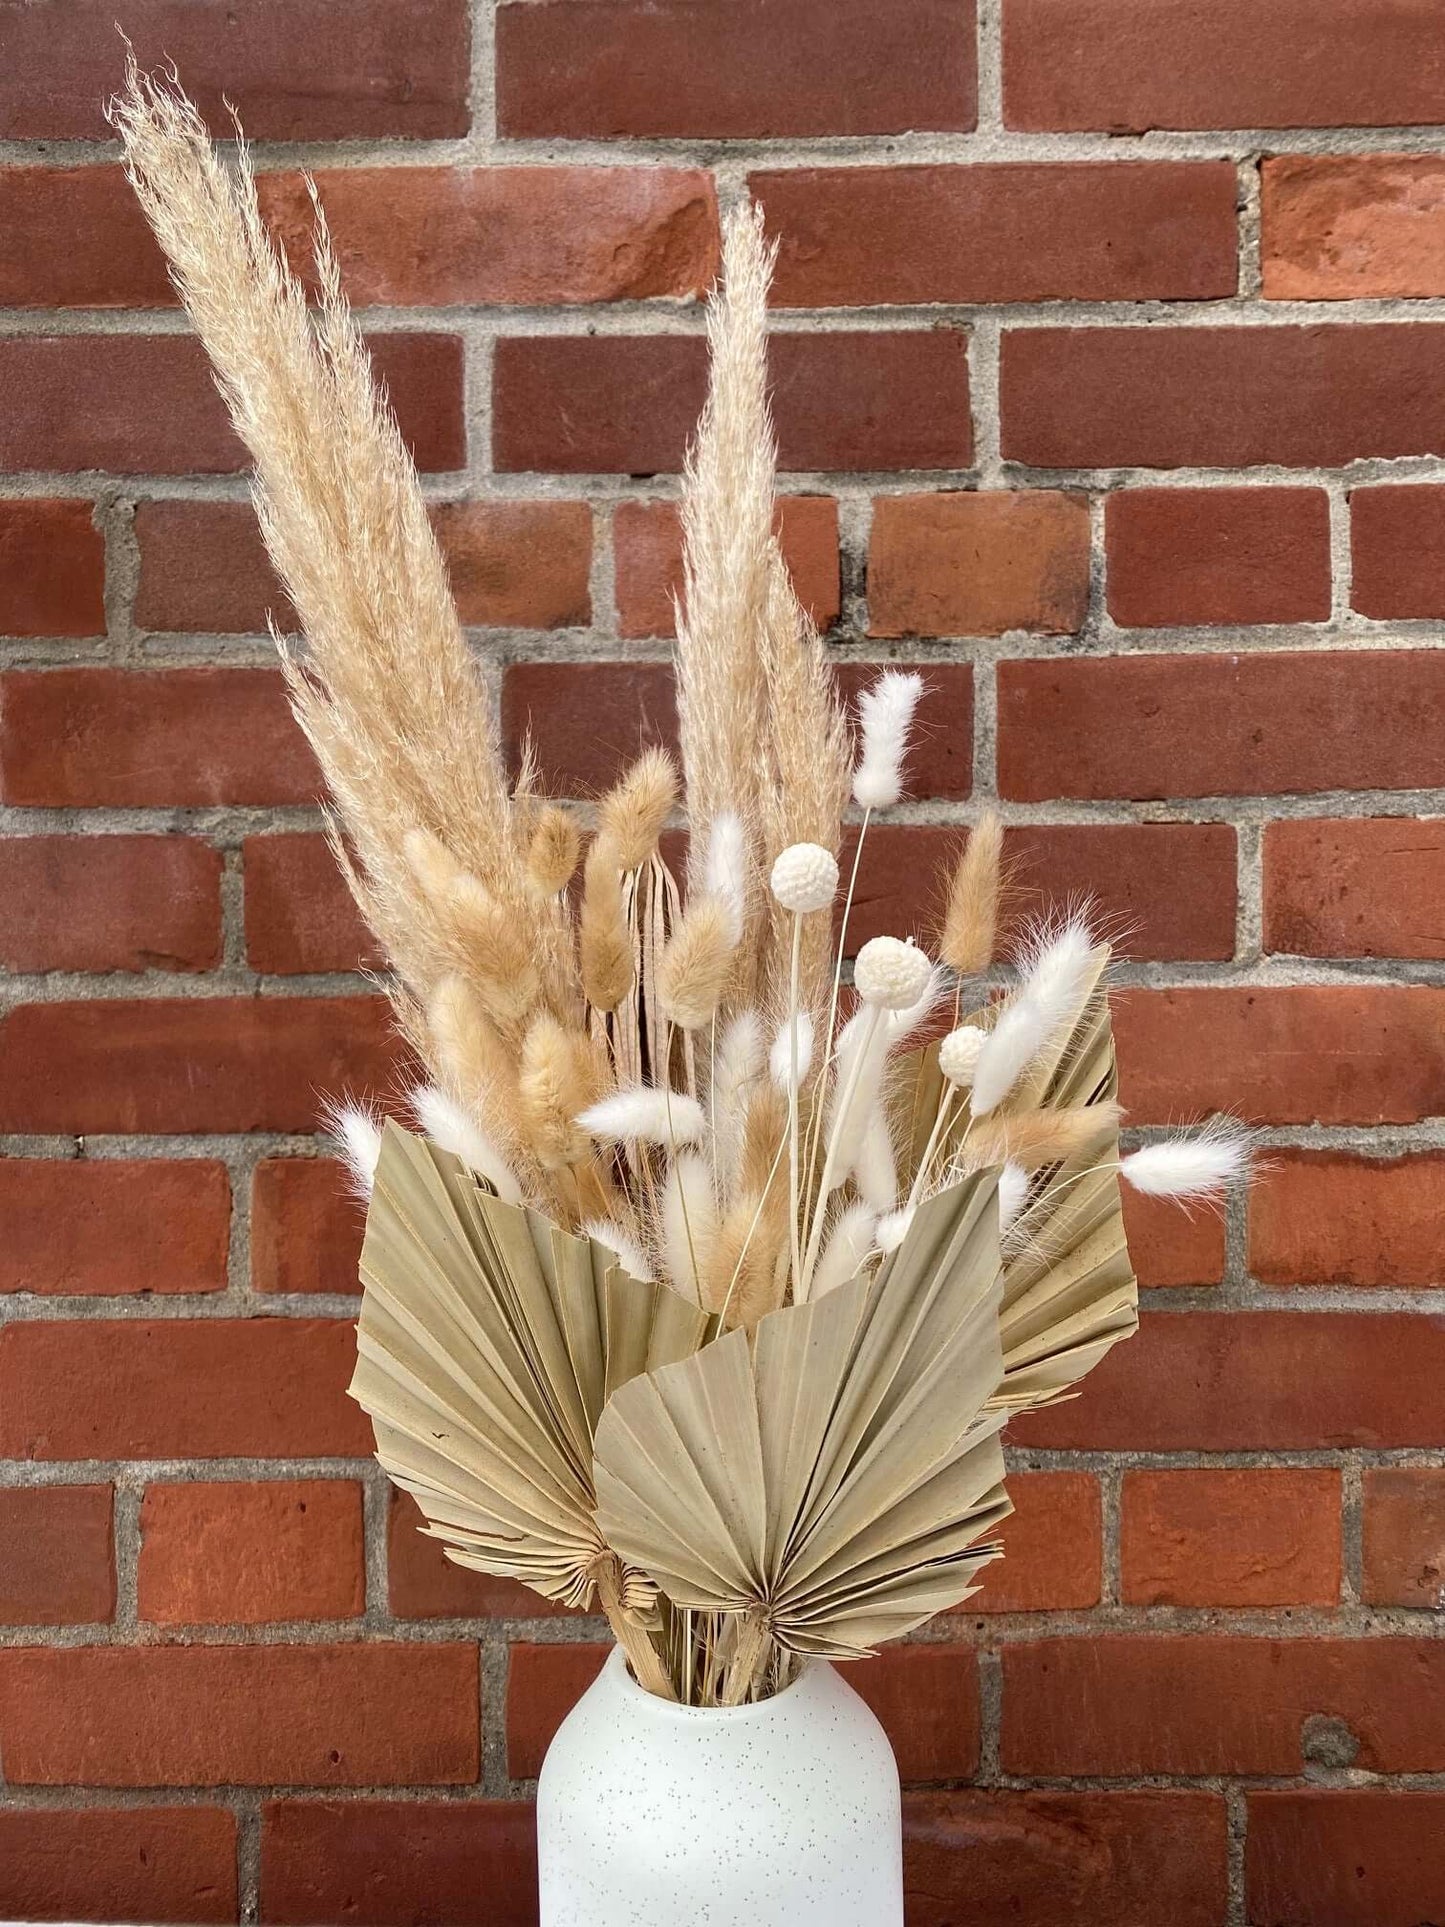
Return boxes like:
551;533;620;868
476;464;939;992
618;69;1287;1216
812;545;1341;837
4;1;1442;1917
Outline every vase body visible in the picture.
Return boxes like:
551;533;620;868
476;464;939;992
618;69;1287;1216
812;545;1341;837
536;1643;903;1926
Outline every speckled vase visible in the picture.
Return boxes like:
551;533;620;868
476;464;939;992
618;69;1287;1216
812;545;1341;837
536;1643;903;1926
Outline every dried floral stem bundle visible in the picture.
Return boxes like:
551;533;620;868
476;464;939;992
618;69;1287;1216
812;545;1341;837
117;67;1252;1708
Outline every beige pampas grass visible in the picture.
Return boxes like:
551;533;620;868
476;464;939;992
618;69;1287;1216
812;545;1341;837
519;1016;604;1171
599;748;678;873
941;809;1005;977
657;895;736;1030
579;838;634;1013
528;806;583;896
962;1102;1123;1174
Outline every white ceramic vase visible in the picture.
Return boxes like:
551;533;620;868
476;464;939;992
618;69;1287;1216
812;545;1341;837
536;1644;904;1926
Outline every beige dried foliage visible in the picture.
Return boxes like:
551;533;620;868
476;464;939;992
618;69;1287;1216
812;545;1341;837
657;895;736;1030
941;810;1005;977
579;837;635;1013
599;748;679;873
519;1015;606;1172
962;1101;1122;1174
528;806;583;896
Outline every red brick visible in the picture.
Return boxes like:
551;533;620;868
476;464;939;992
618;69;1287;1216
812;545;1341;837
0;0;469;140
0;667;317;807
0;1643;477;1786
0;499;105;636
1003;0;1445;131
139;1480;364;1625
1112;984;1445;1126
846;822;1236;963
0;1319;374;1460
1362;1469;1445;1609
389;1490;568;1619
493;331;971;474
869;492;1089;638
1001;325;1445;468
134;498;592;634
252;1159;366;1297
1351;483;1445;617
614;496;839;639
1263;154;1445;299
262;1800;536;1927
504;661;973;800
1106;488;1331;628
1248;1789;1445;1927
0;995;402;1135
261;166;717;305
848;1645;981;1782
0;167;171;308
0;1486;115;1626
904;1790;1226;1927
1012;1311;1445;1452
497;0;975;138
758;162;1237;304
998;651;1445;801
506;1643;609;1778
1121;1469;1341;1608
0;1160;231;1297
1003;1636;1445;1776
0;334;463;476
244;834;379;975
0;1806;236;1925
1123;1189;1228;1289
1265;817;1445;961
1251;1150;1445;1288
965;1472;1101;1612
0;835;223;973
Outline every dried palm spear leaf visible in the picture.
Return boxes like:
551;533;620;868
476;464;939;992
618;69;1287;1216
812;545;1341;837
593;1177;1010;1690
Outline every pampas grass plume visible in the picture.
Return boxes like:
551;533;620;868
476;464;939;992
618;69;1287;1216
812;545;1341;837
579;836;634;1012
941;809;1004;976
599;748;678;871
658;895;736;1030
852;670;924;810
519;1016;601;1170
966;1101;1122;1173
527;806;582;895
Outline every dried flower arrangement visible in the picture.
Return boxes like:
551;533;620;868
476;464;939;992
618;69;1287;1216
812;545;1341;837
113;65;1251;1710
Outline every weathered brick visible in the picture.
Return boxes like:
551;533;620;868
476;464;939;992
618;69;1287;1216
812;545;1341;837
389;1490;567;1620
0;0;470;140
1265;817;1445;960
506;1643;609;1779
998;651;1445;801
965;1472;1101;1612
1001;325;1445;468
0;995;401;1136
1002;0;1445;131
1122;1189;1228;1290
493;332;971;474
1263;154;1445;299
1111;985;1445;1126
0;667;316;808
0;1806;236;1925
1351;483;1445;617
0;835;223;973
262;166;717;304
138;1480;365;1625
261;1800;536;1927
1121;1469;1342;1607
244;834;379;976
0;334;464;475
758;162;1237;304
1250;1150;1445;1288
1105;487;1331;628
0;1643;478;1786
1002;1636;1445;1775
0;1319;374;1460
0;1486;115;1627
0;1159;231;1297
1362;1469;1445;1609
0;499;105;636
497;0;975;138
614;496;839;638
251;1159;366;1297
869;492;1090;638
1013;1311;1445;1451
904;1790;1227;1927
503;661;973;801
1248;1789;1445;1927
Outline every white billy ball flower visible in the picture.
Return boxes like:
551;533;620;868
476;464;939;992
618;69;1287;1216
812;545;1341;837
769;842;839;914
854;935;933;1011
938;1023;987;1088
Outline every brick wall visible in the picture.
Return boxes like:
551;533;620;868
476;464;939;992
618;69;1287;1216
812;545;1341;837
2;1;1445;1921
